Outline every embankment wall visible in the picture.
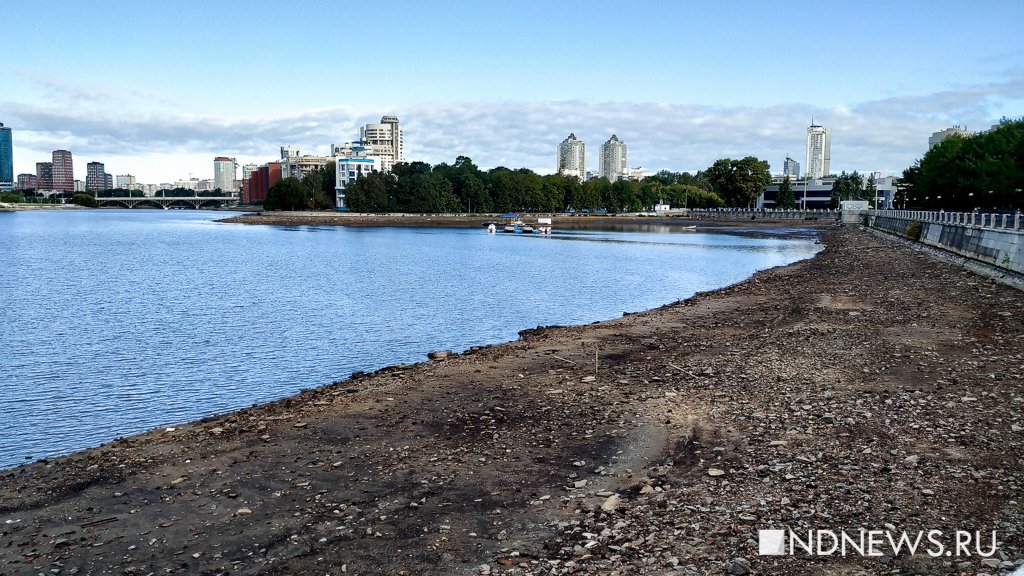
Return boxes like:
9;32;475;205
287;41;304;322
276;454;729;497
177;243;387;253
870;210;1024;279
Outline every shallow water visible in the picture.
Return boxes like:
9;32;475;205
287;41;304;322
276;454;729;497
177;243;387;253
0;210;821;469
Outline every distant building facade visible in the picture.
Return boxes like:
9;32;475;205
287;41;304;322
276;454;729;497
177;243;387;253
86;161;110;192
36;162;53;191
557;133;586;181
928;125;972;149
598;135;627;181
783;156;800;178
350;115;402;173
0;123;12;191
279;149;331;181
213;156;236;192
245;162;281;204
17;173;37;190
805;123;831;180
116;174;137;190
334;144;379;209
51;150;74;193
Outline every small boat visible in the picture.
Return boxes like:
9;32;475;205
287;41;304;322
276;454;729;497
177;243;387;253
503;225;516;233
521;225;534;234
487;223;496;233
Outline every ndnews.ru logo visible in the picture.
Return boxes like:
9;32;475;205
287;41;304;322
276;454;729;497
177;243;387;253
759;529;998;558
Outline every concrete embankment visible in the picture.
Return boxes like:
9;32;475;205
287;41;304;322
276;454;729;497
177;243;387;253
870;210;1024;288
1;226;1022;575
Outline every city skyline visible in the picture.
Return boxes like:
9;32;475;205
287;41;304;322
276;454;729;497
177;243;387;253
2;1;1022;184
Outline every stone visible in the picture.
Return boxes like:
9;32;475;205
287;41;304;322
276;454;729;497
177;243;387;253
601;494;621;512
236;507;253;515
727;557;751;575
427;350;452;360
708;468;726;477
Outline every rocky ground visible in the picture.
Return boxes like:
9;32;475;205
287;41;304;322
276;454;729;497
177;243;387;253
1;225;1022;576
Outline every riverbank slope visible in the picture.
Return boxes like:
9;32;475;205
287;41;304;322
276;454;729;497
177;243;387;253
1;226;1022;575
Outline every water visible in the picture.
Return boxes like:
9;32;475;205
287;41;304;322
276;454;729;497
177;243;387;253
0;210;821;469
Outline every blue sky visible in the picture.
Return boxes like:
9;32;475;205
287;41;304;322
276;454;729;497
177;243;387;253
3;0;1023;184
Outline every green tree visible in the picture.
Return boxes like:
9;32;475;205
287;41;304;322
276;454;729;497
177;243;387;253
703;157;772;207
70;194;97;207
829;171;864;207
865;174;878;207
775;176;796;209
264;177;307;211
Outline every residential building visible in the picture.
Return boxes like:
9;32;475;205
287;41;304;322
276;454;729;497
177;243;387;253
104;173;114;191
214;156;236;192
929;125;971;149
245;162;281;204
241;164;258;180
281;153;331;180
36;162;53;191
116;174;137;190
86;161;108;192
334;144;379;209
783;156;800;178
74;180;86;192
350;115;402;173
759;175;900;210
805;123;831;180
16;174;37;190
0;123;12;191
598;135;627;181
280;146;300;160
556;133;586;181
52;150;74;192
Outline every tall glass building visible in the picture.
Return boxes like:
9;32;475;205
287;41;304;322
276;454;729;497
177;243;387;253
0;123;13;191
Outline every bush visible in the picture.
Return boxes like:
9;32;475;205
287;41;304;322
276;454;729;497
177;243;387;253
905;220;922;241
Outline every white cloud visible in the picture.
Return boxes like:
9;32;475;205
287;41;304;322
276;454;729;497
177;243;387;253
4;72;1022;183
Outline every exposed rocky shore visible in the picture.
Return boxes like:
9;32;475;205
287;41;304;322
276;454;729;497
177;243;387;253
1;226;1022;576
216;212;809;231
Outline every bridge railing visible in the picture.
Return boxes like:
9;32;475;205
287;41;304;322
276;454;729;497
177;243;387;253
874;210;1023;231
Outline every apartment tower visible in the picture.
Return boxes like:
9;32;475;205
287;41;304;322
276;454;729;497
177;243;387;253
52;150;74;192
556;133;586;181
214;157;236;192
86;162;108;192
805;123;831;180
599;135;627;182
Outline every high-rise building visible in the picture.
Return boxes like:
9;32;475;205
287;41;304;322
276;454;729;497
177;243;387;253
357;115;403;173
51;150;74;192
783;156;800;178
928;126;971;149
104;173;114;191
86;161;107;192
557;133;586;181
0;123;13;191
599;135;627;182
36;162;54;191
805;123;831;180
214;157;236;192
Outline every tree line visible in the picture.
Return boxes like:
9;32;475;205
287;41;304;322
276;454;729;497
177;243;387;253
267;155;773;213
901;118;1023;211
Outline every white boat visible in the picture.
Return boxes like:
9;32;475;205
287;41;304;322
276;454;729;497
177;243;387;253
487;223;496;233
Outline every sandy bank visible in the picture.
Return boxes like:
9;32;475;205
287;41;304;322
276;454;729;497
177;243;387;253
1;226;1022;575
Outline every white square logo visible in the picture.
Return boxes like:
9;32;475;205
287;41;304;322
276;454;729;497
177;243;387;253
759;529;786;555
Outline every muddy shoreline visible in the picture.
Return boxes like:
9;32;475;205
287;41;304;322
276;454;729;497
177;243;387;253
1;226;1022;575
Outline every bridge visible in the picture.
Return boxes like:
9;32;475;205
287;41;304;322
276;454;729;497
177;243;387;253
95;196;238;209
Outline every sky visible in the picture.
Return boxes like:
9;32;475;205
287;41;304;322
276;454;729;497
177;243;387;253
3;0;1023;184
